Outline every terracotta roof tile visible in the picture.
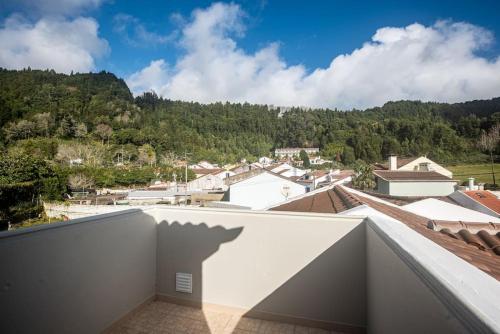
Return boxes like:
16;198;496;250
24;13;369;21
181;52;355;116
270;186;361;214
464;191;500;214
270;184;500;280
351;190;500;280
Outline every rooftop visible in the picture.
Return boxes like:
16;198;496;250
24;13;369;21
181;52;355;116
270;185;500;280
464;190;500;214
373;170;454;181
373;157;418;170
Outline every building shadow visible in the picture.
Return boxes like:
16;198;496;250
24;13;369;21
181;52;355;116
156;220;243;332
233;223;366;334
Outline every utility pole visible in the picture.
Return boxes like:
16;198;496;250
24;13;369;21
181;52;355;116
183;151;191;206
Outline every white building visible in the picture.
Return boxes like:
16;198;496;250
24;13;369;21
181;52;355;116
189;161;217;169
402;198;500;223
375;155;452;178
187;173;227;191
309;156;332;166
224;170;306;209
373;170;457;197
258;156;273;167
274;147;319;158
270;163;307;178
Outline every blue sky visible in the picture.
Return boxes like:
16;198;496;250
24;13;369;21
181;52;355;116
92;0;500;77
1;0;500;108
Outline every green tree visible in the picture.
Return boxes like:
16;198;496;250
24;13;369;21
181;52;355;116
352;160;375;190
478;124;499;186
299;149;311;168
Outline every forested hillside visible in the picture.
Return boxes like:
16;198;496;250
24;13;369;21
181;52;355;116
1;68;499;166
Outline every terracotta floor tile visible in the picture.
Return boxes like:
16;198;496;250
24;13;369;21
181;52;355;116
116;301;335;334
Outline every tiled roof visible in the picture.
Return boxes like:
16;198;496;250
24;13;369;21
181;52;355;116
373;170;453;181
271;184;500;280
270;186;362;213
428;221;500;256
353;191;500;280
191;168;225;175
464;191;500;214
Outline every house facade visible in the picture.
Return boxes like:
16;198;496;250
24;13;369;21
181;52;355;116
375;155;453;178
274;147;319;158
224;170;306;209
373;170;457;196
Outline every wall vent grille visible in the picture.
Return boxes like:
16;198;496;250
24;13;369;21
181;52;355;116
175;273;192;293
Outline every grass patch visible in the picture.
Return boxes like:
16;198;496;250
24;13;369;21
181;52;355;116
447;163;500;185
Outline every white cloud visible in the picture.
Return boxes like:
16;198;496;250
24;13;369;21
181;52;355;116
127;59;170;94
127;2;500;109
113;14;177;47
0;14;109;73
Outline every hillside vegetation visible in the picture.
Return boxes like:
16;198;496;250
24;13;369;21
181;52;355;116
1;68;499;227
1;68;499;166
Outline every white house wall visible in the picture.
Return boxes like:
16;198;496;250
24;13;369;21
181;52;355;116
229;173;306;209
388;181;456;197
398;157;453;178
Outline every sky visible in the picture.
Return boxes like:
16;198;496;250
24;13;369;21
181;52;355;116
1;0;500;109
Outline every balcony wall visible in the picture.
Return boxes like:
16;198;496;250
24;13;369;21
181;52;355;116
1;206;498;334
0;209;157;334
154;208;366;331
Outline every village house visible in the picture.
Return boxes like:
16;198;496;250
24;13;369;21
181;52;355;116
373;170;457;197
374;155;453;178
274;147;319;158
269;162;307;178
223;169;306;209
297;169;353;190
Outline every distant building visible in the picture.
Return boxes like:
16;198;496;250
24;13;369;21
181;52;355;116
224;170;306;209
269;162;307;178
297;169;353;190
373;170;457;197
189;161;218;169
190;168;225;179
258;156;273;167
274;147;319;158
309;156;332;166
187;173;226;191
374;155;452;178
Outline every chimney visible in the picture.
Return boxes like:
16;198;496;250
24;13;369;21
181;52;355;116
389;155;398;171
468;177;475;190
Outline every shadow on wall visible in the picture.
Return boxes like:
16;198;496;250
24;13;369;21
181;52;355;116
236;223;366;334
157;220;243;331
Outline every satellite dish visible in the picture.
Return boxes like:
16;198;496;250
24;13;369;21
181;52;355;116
281;184;291;199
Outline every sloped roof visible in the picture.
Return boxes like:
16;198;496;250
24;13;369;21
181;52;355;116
464;191;500;214
270;184;500;280
191;168;225;175
373;157;419;170
270;186;361;214
373;170;453;181
403;198;500;223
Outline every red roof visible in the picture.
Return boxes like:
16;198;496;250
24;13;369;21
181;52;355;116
464;191;500;214
271;185;500;280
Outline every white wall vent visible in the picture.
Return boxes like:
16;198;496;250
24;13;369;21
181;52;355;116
175;273;192;293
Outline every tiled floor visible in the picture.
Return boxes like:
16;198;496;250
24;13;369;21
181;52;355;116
109;301;343;334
